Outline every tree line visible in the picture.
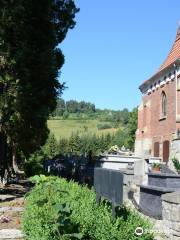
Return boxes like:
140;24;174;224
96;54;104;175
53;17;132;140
52;98;96;116
52;98;131;126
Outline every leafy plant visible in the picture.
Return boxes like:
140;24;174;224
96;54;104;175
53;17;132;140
23;177;82;240
152;163;161;168
23;176;154;240
108;145;120;154
151;163;161;173
172;157;180;171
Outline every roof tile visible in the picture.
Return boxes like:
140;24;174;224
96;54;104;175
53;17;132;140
158;25;180;72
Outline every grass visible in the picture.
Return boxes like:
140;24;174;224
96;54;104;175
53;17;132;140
47;119;117;140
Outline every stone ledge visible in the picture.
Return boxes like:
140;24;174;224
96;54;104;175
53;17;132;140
162;192;180;204
140;184;177;193
148;173;179;177
0;195;15;202
0;207;24;213
0;229;23;239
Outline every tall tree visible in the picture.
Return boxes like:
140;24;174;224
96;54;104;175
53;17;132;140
126;108;138;150
0;0;79;178
53;98;66;116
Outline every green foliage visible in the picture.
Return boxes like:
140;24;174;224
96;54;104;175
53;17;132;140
126;108;138;150
23;177;82;240
66;100;95;114
112;128;129;149
97;122;112;130
25;106;138;177
24;149;46;177
63;111;70;120
48;107;138;153
51;99;130;129
68;133;82;155
30;174;48;184
48;119;117;140
23;176;154;240
114;108;130;125
152;163;161;168
24;133;60;177
108;145;120;154
52;98;66;117
43;134;59;159
172;157;180;170
58;133;112;158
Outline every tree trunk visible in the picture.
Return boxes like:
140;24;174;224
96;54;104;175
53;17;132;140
12;143;24;175
0;132;8;185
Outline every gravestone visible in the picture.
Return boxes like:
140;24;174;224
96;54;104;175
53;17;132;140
94;168;123;217
139;172;180;218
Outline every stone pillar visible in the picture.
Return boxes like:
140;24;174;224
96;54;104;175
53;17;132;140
134;159;148;185
169;139;180;173
162;192;180;240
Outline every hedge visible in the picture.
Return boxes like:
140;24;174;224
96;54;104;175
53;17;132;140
23;175;154;240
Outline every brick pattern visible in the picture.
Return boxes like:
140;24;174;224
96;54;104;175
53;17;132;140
136;80;176;159
136;24;180;160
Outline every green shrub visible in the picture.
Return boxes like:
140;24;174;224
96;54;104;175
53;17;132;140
23;176;154;240
97;123;112;130
24;134;60;177
172;157;180;171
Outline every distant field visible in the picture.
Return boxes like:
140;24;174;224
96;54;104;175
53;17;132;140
47;119;117;140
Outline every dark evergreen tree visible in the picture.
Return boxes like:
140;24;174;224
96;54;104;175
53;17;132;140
68;133;81;155
126;108;138;150
0;0;79;178
43;134;59;159
59;138;69;155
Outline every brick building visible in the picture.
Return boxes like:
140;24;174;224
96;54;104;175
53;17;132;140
135;24;180;162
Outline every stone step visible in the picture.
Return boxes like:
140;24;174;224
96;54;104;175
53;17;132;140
0;207;24;213
0;196;15;202
0;229;23;239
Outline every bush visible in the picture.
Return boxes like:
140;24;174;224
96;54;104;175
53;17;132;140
24;134;60;177
97;123;112;130
23;176;153;240
172;157;180;171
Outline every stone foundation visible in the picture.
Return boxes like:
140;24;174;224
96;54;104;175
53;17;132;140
162;192;180;240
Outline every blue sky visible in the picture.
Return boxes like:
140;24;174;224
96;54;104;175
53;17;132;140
60;0;180;110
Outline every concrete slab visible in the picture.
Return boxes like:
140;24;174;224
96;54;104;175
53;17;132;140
0;195;15;202
0;229;23;239
0;207;24;213
162;191;180;204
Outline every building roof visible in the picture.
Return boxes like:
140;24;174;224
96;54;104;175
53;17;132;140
158;24;180;72
139;24;180;93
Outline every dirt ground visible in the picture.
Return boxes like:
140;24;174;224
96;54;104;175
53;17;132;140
0;180;32;231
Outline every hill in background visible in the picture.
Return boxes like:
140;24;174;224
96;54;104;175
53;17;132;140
48;98;130;140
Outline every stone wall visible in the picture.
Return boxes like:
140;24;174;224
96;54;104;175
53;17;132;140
170;139;180;159
162;192;180;240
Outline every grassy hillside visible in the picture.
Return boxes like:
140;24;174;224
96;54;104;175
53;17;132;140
47;119;117;140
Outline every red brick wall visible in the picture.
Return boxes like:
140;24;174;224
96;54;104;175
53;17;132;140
137;80;176;159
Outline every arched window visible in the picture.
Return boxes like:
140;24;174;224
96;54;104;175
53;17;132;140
162;92;167;117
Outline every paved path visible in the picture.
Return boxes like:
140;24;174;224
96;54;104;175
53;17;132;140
0;181;31;240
